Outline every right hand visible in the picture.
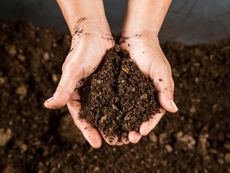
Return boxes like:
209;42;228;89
44;20;115;148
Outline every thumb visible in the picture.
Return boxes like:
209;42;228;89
150;64;178;113
44;63;83;109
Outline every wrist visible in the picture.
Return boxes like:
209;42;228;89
120;29;160;48
121;27;159;39
121;0;172;39
57;0;111;36
71;17;111;37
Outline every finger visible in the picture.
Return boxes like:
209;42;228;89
44;45;92;110
44;63;84;109
100;132;118;146
140;108;165;136
150;64;178;113
128;131;142;144
67;98;102;149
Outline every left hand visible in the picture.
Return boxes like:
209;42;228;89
120;33;178;144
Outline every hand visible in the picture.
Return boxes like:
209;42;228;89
44;20;115;148
120;33;178;144
45;0;132;148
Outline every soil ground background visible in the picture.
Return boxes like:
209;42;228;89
0;21;229;173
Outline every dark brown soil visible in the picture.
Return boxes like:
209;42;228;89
79;46;159;138
0;21;230;173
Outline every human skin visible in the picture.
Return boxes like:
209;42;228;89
44;0;178;148
120;0;178;144
44;0;115;148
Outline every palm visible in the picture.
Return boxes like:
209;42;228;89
120;35;177;142
45;32;115;148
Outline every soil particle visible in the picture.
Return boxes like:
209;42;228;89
218;158;224;165
15;85;27;96
0;77;5;85
79;46;160;138
20;143;28;153
149;132;158;143
158;78;163;82
165;144;173;153
189;104;196;113
224;142;230;151
42;52;50;61
175;133;196;150
0;128;12;147
225;153;230;163
6;44;17;57
52;74;59;83
17;54;25;61
159;132;168;144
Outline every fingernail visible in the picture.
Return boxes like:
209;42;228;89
170;100;178;111
45;97;54;102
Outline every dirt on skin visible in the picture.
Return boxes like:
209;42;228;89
79;46;159;139
0;21;230;173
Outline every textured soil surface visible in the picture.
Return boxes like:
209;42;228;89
79;46;159;139
0;21;230;173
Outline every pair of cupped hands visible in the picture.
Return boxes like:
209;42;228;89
44;19;178;148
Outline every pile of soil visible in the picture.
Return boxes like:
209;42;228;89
0;21;230;173
79;46;159;139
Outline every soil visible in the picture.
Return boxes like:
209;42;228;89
0;21;230;173
79;46;159;139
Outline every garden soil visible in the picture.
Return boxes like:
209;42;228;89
0;21;229;173
79;46;159;139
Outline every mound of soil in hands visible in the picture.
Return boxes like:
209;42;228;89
0;21;230;173
79;46;159;139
